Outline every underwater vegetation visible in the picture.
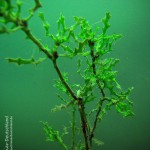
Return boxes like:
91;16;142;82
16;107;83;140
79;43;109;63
0;0;134;150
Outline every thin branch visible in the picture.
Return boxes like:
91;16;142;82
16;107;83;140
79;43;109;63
52;59;77;100
53;59;90;150
89;98;105;145
22;27;52;60
77;98;90;150
89;41;106;145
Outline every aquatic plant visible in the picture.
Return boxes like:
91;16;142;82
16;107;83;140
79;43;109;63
0;0;134;149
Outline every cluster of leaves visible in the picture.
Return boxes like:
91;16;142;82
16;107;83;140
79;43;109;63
41;122;68;150
45;12;134;149
6;57;46;65
0;0;41;33
0;1;134;150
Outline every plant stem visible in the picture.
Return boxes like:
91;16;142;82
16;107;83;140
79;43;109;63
21;16;90;148
89;43;106;145
22;27;52;60
52;59;90;149
52;59;77;100
78;98;90;150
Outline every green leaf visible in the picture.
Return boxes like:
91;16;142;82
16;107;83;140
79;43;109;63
61;126;69;137
16;0;22;17
51;104;66;112
53;72;68;93
116;102;134;117
102;12;111;35
38;12;50;36
57;13;67;36
6;57;46;65
41;122;68;150
93;138;104;146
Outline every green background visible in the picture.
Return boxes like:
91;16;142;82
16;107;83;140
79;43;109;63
0;0;150;149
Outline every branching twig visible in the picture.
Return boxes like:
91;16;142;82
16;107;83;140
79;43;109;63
0;2;134;150
89;41;106;145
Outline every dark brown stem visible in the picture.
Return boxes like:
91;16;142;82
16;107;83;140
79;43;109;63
2;9;52;60
22;28;52;60
52;59;77;100
53;59;90;150
3;6;90;149
33;0;42;11
23;19;90;149
21;15;90;148
78;98;90;150
89;43;106;145
89;98;105;145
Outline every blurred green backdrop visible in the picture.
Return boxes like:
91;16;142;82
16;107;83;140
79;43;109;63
0;0;150;150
